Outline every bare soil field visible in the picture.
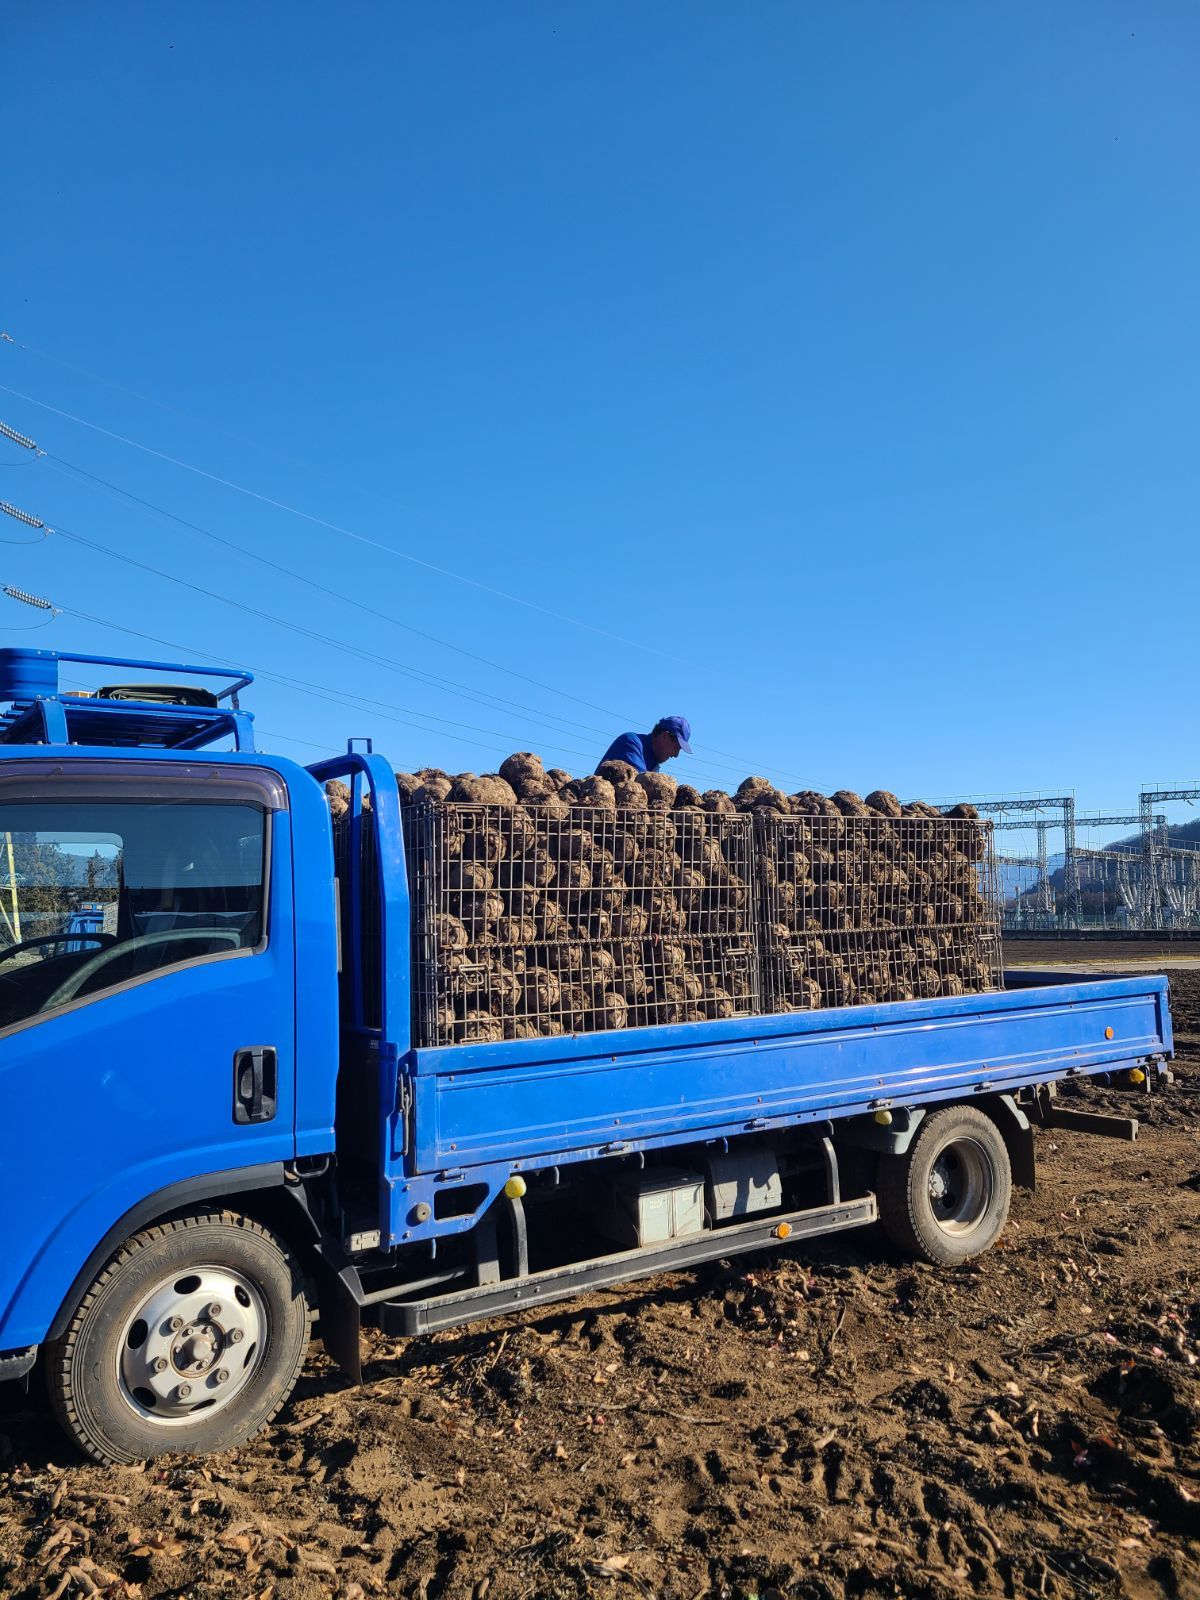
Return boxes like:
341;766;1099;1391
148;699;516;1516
2;976;1197;1600
1005;940;1200;970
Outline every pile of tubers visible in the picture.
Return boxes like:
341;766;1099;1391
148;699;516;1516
327;755;999;1045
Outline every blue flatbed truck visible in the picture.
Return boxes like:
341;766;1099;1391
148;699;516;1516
0;648;1174;1465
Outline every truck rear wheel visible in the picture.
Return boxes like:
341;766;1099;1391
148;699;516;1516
876;1106;1011;1265
47;1211;310;1464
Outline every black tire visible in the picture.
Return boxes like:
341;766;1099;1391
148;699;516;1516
46;1211;311;1464
876;1106;1011;1265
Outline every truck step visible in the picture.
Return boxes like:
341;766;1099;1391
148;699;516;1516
378;1193;877;1337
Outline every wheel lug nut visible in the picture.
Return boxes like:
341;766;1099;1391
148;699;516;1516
208;1303;222;1319
169;1317;183;1332
176;1383;192;1400
229;1328;244;1344
215;1369;229;1384
153;1357;168;1374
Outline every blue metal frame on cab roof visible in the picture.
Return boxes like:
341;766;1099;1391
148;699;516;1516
0;647;256;752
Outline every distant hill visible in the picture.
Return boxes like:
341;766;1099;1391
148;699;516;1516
1094;817;1200;853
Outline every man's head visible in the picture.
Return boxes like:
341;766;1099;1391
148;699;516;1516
650;715;692;765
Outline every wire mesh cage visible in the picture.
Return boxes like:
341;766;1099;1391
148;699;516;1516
403;802;762;1045
757;813;1002;1010
331;785;1005;1046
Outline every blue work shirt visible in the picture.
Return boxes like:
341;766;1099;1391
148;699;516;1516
597;732;659;774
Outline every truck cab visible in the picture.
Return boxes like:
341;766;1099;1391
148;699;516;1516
0;648;365;1458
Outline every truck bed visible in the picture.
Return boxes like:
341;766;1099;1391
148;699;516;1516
406;972;1172;1174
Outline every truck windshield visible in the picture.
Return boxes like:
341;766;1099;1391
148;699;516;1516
0;799;266;1032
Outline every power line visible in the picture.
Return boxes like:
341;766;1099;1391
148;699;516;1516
14;414;801;778
54;602;594;764
5;337;836;762
2;423;626;741
1;330;306;462
49;529;785;783
1;327;487;577
3;456;803;782
40;452;622;739
5;578;824;791
0;614;58;632
13;430;616;742
1;391;829;788
47;524;612;758
42;536;601;760
253;670;595;763
4;582;600;764
9;580;778;780
256;729;345;756
0;374;680;660
91;608;735;774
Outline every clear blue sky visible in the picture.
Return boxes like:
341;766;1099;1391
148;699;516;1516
3;4;1198;845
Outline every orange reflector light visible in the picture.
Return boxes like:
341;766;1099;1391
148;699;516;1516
1105;1026;1114;1040
775;1222;792;1240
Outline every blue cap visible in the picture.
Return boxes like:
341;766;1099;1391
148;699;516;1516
654;715;692;754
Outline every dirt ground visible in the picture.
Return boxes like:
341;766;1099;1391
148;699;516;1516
1005;940;1200;971
1;976;1197;1600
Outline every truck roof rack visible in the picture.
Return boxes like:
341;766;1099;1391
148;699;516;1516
0;648;256;751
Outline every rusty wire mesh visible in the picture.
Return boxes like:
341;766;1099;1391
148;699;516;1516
757;814;1002;1010
402;802;761;1045
390;799;1002;1044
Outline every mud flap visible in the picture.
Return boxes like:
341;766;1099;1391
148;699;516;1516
310;1254;364;1384
0;1346;37;1385
981;1093;1036;1191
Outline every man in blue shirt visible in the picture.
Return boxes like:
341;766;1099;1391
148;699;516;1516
597;715;693;775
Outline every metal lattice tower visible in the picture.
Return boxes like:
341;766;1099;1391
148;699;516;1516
952;797;1081;927
1036;823;1053;920
1138;787;1200;929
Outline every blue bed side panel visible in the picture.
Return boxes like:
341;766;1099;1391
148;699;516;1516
407;975;1171;1173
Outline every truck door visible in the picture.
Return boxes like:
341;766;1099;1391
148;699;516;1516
0;759;296;1353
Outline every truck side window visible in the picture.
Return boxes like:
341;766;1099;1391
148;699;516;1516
0;799;267;1033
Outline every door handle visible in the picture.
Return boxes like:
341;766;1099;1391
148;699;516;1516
233;1047;277;1125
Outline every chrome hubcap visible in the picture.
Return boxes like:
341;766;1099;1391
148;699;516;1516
927;1138;993;1235
117;1266;266;1425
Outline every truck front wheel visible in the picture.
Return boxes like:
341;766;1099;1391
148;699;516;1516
876;1107;1012;1265
47;1211;311;1464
